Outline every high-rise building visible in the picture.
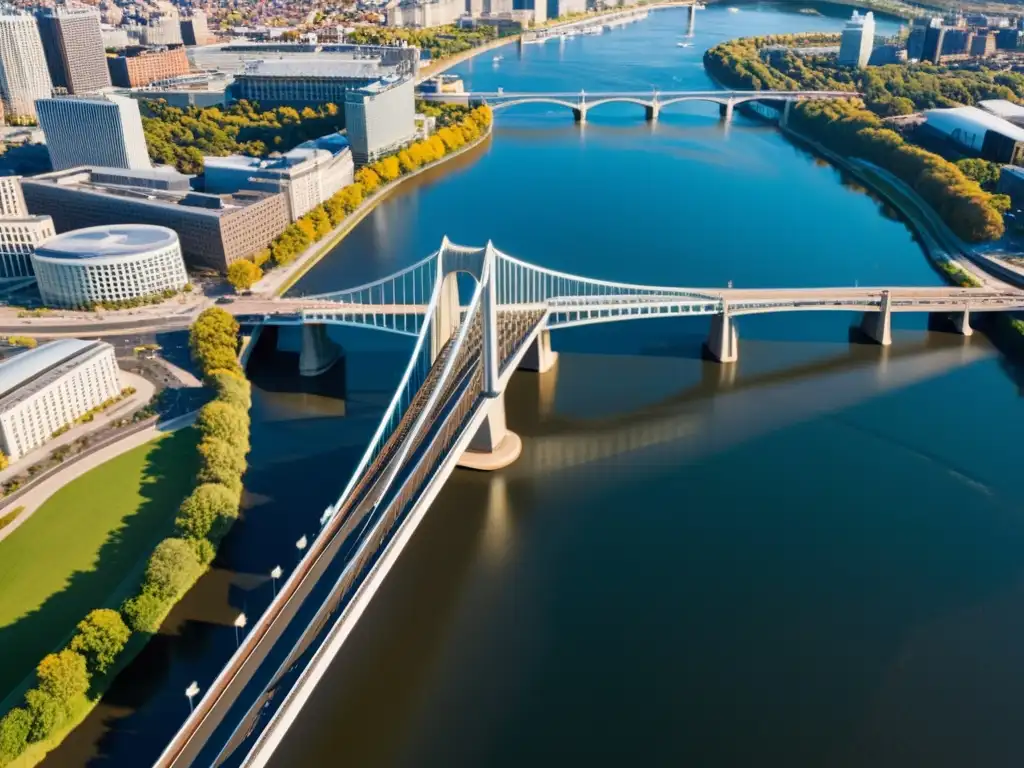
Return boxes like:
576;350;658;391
180;10;210;45
36;95;152;171
229;59;395;109
37;6;111;95
970;31;996;57
0;215;55;278
0;14;53;122
344;76;416;165
838;10;875;68
141;16;183;46
907;16;942;61
0;176;26;217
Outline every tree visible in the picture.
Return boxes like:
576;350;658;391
0;708;32;763
354;167;380;192
209;371;252;409
122;590;167;634
70;609;131;676
143;538;202;600
176;482;240;541
956;157;1001;190
197;400;250;450
24;689;65;742
227;260;263;292
197;438;247;492
35;650;89;705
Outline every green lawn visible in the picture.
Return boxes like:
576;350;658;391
0;427;198;702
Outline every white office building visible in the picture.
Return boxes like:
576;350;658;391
0;216;55;278
36;95;152;172
387;0;464;28
838;10;875;68
31;224;188;308
0;14;53;122
204;134;354;221
344;76;417;165
0;339;121;461
0;176;26;217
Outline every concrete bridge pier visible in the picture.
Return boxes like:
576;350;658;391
781;99;793;127
929;306;973;336
704;311;738;363
458;393;522;471
719;100;735;122
299;323;342;376
951;307;973;336
645;102;659;121
859;291;892;346
572;107;587;124
518;329;558;373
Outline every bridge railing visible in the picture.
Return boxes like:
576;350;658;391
305;251;438;306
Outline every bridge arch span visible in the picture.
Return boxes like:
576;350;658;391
490;98;580;114
584;97;654;114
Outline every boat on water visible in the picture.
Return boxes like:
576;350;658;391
677;42;693;47
492;55;503;62
727;6;739;11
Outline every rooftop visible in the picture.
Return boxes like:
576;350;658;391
0;340;110;412
34;224;178;261
924;105;1024;142
237;58;391;80
352;74;410;96
204;133;350;172
977;99;1024;120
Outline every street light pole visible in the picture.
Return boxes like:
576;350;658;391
270;565;282;597
295;534;308;562
234;612;247;648
185;681;200;714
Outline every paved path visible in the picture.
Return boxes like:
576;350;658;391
0;411;197;544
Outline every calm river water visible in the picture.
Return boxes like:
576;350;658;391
48;4;1024;767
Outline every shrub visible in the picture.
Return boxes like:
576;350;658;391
35;650;89;705
0;708;32;764
24;689;65;743
176;482;240;542
121;590;168;634
70;609;131;676
189;537;216;566
209;371;252;409
143;538;202;601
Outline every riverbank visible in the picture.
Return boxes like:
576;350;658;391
265;122;494;297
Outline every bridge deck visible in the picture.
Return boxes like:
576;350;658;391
160;310;545;768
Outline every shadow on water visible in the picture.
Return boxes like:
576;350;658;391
0;429;199;706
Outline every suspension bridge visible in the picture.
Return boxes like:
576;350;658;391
416;88;859;121
156;239;1024;768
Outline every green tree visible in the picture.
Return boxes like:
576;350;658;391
35;650;89;705
209;371;252;409
122;590;167;634
956;157;1001;190
176;482;240;541
143;538;202;600
24;689;65;742
70;609;131;675
197;400;250;450
227;260;263;292
0;708;32;763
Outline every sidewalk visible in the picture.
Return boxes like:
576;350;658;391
0;370;155;486
0;410;197;544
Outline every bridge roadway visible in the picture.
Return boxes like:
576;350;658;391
155;309;546;768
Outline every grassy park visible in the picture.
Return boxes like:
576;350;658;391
0;428;198;704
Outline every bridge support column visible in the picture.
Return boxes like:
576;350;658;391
930;307;973;336
952;307;973;336
719;100;734;122
645;103;659;122
687;4;695;34
781;99;793;127
859;291;892;346
299;323;341;377
458;393;522;471
704;311;738;363
572;107;586;124
518;329;558;373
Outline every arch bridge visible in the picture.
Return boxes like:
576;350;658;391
159;239;1024;768
418;88;860;122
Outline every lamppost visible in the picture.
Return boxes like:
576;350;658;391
185;681;200;714
270;565;282;597
296;535;308;561
234;612;247;648
320;506;333;528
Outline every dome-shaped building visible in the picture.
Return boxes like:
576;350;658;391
31;224;188;308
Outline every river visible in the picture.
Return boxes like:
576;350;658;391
47;4;1024;767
